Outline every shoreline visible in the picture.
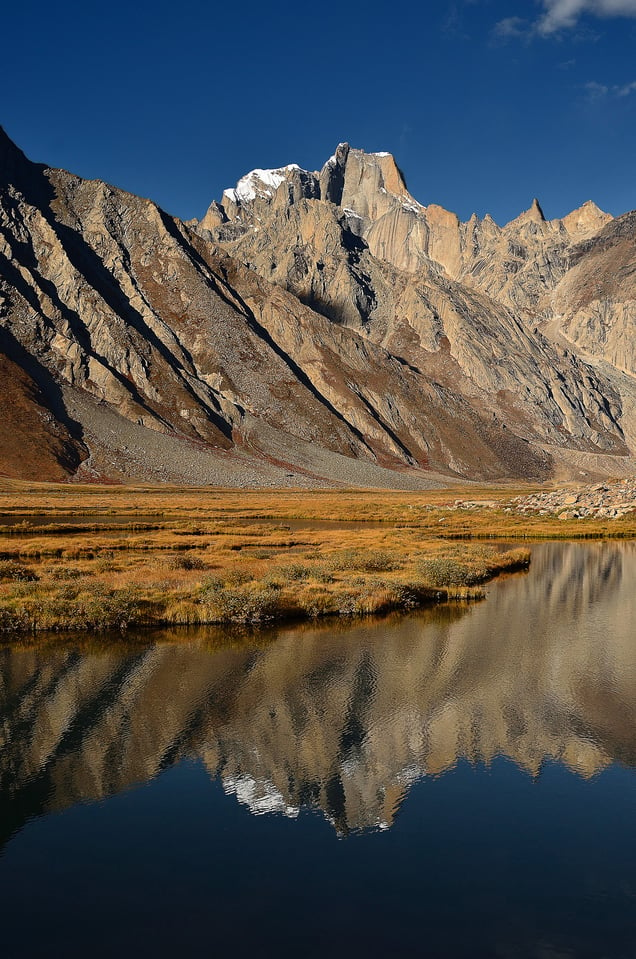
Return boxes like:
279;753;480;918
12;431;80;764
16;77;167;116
0;480;634;635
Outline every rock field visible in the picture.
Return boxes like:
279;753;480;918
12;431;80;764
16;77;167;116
508;481;636;519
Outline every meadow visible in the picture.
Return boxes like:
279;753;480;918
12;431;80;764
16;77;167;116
0;478;633;634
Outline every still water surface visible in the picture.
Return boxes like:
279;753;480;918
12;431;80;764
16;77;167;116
1;542;635;957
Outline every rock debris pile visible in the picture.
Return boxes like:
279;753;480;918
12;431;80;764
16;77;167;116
509;481;636;519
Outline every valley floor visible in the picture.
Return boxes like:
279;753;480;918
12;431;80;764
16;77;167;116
0;482;634;634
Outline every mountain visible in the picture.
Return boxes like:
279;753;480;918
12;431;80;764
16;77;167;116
1;129;635;485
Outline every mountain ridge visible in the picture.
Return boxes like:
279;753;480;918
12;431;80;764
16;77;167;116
1;128;635;485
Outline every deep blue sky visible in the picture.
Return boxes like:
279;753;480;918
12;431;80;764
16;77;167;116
4;0;636;224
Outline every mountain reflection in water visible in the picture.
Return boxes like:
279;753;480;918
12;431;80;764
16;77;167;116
1;541;635;844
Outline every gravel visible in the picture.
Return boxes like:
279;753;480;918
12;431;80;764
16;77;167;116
64;387;459;490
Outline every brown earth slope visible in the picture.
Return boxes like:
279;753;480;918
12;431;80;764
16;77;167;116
1;129;635;484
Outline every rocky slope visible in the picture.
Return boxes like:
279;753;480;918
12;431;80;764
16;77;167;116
1;128;635;485
509;478;636;519
197;143;636;480
550;212;636;377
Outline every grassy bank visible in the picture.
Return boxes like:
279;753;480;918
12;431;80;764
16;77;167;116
0;482;544;632
1;478;635;537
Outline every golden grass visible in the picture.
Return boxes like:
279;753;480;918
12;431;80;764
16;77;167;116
0;477;634;535
0;478;632;633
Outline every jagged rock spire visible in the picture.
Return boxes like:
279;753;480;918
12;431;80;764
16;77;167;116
319;142;350;205
506;197;546;227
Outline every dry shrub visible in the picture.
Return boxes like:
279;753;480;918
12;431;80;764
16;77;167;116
200;581;282;624
49;566;88;580
334;580;430;617
0;560;39;582
3;582;40;599
497;547;531;571
225;569;255;586
417;557;480;588
62;586;140;629
312;566;335;584
296;588;334;619
336;589;384;617
0;607;33;630
265;563;312;585
56;584;81;601
328;549;401;573
163;599;203;625
197;570;254;593
0;583;140;631
417;547;530;588
62;548;95;560
165;553;207;571
93;556;119;573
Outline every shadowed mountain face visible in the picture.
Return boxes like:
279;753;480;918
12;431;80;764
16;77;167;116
1;542;635;842
1;130;636;483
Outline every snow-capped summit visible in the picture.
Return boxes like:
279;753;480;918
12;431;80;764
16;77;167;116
223;164;302;205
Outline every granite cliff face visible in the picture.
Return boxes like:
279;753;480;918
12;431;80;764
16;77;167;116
198;143;636;480
1;129;635;484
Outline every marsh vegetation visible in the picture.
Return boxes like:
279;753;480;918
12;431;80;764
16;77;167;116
0;478;632;633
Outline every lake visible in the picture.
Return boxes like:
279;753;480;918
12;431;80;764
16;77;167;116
1;541;635;958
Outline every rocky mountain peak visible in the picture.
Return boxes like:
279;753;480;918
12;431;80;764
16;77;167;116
507;197;546;228
0;125;36;191
562;199;612;240
317;142;411;203
337;146;415;221
530;197;545;219
319;142;350;204
1;126;635;486
198;199;227;232
209;143;417;227
222;164;299;205
214;161;320;223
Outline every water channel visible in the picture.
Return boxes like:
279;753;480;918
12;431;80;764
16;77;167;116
1;541;635;957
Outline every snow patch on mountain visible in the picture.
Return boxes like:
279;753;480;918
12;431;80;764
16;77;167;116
223;164;302;205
